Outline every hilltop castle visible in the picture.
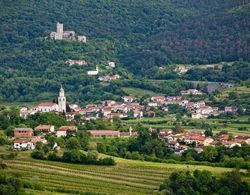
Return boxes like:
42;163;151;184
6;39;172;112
50;22;86;42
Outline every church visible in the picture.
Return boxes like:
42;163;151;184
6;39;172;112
33;86;67;113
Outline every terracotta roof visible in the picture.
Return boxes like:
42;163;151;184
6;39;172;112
120;132;131;136
88;130;120;136
14;139;30;143
35;125;53;130
38;102;57;107
14;128;33;131
59;126;77;131
31;137;46;144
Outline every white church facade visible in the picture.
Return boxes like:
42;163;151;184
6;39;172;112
31;86;67;114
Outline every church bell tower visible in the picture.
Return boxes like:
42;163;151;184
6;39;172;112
58;85;66;113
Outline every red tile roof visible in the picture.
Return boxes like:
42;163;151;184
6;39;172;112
14;139;30;143
38;102;57;107
35;125;53;131
59;126;77;131
88;130;120;136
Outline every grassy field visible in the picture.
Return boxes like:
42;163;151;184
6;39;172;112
122;87;163;97
123;117;250;136
2;148;247;195
219;86;250;98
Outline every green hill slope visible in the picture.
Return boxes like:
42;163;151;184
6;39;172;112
0;0;249;102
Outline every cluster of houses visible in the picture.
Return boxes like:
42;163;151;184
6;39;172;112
20;86;239;122
13;125;78;150
13;125;137;150
158;130;250;155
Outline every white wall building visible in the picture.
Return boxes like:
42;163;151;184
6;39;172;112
87;66;99;76
35;102;59;113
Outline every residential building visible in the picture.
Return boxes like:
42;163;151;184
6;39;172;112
35;125;55;132
14;128;33;138
87;66;99;76
181;89;203;95
66;59;87;66
88;130;120;137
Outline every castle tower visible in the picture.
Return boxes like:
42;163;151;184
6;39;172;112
57;22;63;33
58;85;66;113
56;22;63;40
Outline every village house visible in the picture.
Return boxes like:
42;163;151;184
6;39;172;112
87;130;120;137
108;61;116;68
184;135;214;146
235;135;250;145
14;137;47;150
133;109;143;119
191;106;219;119
88;129;134;138
35;125;55;133
56;126;78;137
98;74;120;82
14;128;33;138
181;89;203;95
223;141;242;148
69;104;81;112
66;59;87;66
225;106;238;113
151;96;165;103
175;65;191;74
87;66;99;76
19;107;36;119
106;113;128;119
122;96;136;103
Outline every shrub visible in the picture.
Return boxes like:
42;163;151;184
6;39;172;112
47;152;60;161
98;157;116;165
31;150;45;160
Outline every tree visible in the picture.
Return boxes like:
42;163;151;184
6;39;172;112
97;143;106;153
173;123;184;133
76;131;90;150
65;137;80;150
200;146;218;162
204;128;213;137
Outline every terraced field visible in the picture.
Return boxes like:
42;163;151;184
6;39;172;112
3;151;240;195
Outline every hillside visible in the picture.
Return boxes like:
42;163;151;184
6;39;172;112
0;0;249;102
1;147;244;195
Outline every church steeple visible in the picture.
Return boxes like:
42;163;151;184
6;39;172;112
59;85;65;97
58;85;66;113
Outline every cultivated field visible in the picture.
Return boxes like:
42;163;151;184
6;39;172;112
123;117;250;136
122;87;163;97
2;148;248;195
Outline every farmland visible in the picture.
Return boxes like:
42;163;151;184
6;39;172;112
123;117;250;136
122;87;163;98
1;148;246;195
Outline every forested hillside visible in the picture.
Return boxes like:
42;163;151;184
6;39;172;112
0;0;249;102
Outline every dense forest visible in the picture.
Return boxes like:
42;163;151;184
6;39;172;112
0;0;249;102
